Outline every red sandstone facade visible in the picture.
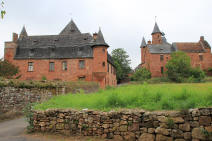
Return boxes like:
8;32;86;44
4;21;117;88
140;23;212;77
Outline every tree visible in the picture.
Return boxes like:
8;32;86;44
166;51;205;82
1;1;5;19
0;59;19;78
111;48;131;83
131;68;151;81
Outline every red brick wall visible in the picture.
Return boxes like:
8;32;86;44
4;42;117;89
152;33;162;44
141;47;212;77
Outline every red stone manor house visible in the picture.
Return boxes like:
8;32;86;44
139;22;212;77
4;20;117;88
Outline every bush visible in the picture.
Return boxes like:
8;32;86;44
166;51;191;82
166;51;205;82
131;68;151;81
0;59;19;78
189;67;205;82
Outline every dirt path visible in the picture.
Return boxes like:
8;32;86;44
0;118;108;141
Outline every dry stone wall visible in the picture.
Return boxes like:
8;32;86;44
33;108;212;141
0;87;53;113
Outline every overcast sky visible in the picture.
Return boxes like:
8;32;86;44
0;0;212;68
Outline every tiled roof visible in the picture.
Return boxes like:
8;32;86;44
152;22;162;35
91;28;109;47
14;20;112;60
148;42;176;54
173;42;205;53
140;37;147;48
59;20;81;35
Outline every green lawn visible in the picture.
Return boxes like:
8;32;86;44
34;82;212;111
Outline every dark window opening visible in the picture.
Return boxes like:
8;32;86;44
160;55;164;61
62;61;67;71
161;67;164;74
102;62;105;67
28;62;34;72
199;55;203;61
79;60;85;69
111;65;113;73
79;47;83;51
49;62;55;72
107;63;109;72
103;48;105;52
78;76;86;81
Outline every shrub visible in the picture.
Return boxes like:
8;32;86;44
131;68;151;81
166;51;191;82
0;59;19;78
166;52;205;82
189;67;205;82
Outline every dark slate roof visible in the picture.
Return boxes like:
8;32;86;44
91;28;109;47
107;53;115;67
140;37;147;48
148;42;176;54
15;33;94;59
151;22;162;35
14;20;115;63
19;26;28;39
59;20;81;35
201;40;211;49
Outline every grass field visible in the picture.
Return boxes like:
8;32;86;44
34;82;212;111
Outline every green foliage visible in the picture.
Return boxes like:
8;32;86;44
166;51;205;82
111;48;131;83
166;51;191;82
208;67;212;72
41;76;47;81
131;68;151;81
23;103;34;133
167;118;174;129
201;128;212;138
34;83;212;111
0;60;19;78
1;1;5;19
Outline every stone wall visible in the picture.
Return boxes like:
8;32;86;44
33;108;212;141
0;87;53;113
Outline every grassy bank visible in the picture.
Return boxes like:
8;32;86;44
34;83;212;111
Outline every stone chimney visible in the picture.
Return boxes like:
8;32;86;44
13;33;18;42
200;36;204;42
93;33;98;40
148;40;151;44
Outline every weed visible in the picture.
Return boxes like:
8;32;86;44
167;117;174;129
23;103;34;133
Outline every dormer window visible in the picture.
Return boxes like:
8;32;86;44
29;48;34;56
160;55;164;61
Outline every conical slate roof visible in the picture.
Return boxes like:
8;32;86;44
59;19;81;35
151;22;162;35
20;26;28;37
92;28;109;47
140;37;147;48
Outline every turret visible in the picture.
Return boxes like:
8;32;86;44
140;37;147;63
151;22;162;44
91;28;109;88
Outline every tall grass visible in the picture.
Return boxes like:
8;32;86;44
34;83;212;111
